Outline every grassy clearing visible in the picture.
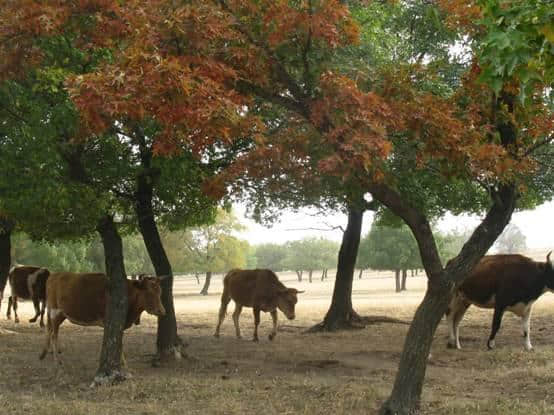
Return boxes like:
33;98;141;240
2;265;554;414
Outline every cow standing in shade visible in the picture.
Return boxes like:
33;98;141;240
6;266;50;327
214;269;303;342
39;272;166;364
446;252;554;351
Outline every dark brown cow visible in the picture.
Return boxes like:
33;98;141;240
6;266;50;327
446;252;554;351
39;272;166;364
214;269;303;342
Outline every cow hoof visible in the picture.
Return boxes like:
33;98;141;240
14;318;19;324
487;340;495;350
268;333;275;341
446;342;457;349
39;351;46;360
29;317;37;323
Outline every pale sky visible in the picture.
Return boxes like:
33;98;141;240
235;200;554;250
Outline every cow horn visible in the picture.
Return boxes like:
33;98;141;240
547;251;552;266
296;290;305;294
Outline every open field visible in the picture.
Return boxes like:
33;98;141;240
2;263;554;414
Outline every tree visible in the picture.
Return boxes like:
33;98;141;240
493;223;527;254
254;243;288;272
360;224;421;292
282;237;339;282
181;210;246;295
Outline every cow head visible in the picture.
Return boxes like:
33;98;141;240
276;288;303;320
135;276;166;317
545;251;554;287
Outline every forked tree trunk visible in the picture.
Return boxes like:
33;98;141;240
136;167;185;364
296;270;303;281
0;218;13;310
378;93;518;415
401;269;408;291
308;207;363;331
200;271;212;295
394;269;401;292
94;215;128;385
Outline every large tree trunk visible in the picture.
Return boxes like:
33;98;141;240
308;207;364;331
200;271;212;295
94;215;128;385
401;269;408;291
0;218;14;311
135;168;185;364
394;269;401;292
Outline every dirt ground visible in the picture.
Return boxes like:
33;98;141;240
2;266;554;414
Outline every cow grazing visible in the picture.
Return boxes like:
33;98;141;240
6;266;50;327
446;252;554;351
214;269;303;342
39;272;166;364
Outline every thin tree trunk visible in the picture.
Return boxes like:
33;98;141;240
94;215;128;385
401;269;408;291
296;270;303;281
0;218;13;311
308;270;313;283
395;269;401;292
308;207;364;332
195;272;200;284
135;140;185;364
358;268;363;279
200;271;212;295
321;269;326;281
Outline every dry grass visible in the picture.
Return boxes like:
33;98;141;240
2;266;554;414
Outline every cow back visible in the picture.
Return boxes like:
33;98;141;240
47;272;107;325
460;254;547;305
224;269;285;308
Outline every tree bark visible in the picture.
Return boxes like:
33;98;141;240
94;215;128;385
0;218;14;311
395;269;401;292
135;166;185;364
308;207;364;331
200;271;212;295
401;269;408;291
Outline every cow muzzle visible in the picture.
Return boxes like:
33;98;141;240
286;313;295;320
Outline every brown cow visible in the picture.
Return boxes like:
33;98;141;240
214;269;303;342
39;272;166;364
446;252;554;351
6;266;50;327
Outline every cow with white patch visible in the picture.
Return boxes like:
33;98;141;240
6;265;50;327
446;252;554;351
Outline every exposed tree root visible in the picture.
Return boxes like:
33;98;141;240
306;311;410;333
152;336;189;367
90;370;131;388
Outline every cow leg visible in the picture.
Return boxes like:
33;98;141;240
522;306;533;351
39;311;53;360
252;307;261;342
232;304;243;339
29;296;41;323
50;312;65;365
12;296;19;323
447;294;468;349
39;300;46;328
268;310;278;341
487;306;505;350
214;294;231;338
6;296;12;320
